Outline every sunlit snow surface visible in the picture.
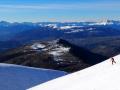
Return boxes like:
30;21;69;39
49;46;70;56
60;26;82;30
65;29;84;33
30;41;70;62
31;43;46;50
29;54;120;90
0;63;66;90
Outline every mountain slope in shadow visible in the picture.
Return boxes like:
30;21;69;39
0;39;108;72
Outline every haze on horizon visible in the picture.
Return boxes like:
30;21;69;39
0;0;120;22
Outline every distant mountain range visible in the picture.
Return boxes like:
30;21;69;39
0;20;120;90
0;20;120;52
0;20;120;72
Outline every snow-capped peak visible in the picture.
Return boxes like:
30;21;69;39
89;20;119;26
45;24;58;28
96;20;114;25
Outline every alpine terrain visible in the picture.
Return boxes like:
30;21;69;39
28;54;120;90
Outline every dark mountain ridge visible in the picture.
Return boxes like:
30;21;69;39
0;39;108;72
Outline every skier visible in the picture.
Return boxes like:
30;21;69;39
111;57;116;65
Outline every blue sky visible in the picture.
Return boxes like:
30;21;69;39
0;0;120;22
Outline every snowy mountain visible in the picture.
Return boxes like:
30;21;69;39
1;39;108;72
88;20;115;25
1;20;120;52
28;54;120;90
0;20;120;40
0;63;66;90
38;20;120;29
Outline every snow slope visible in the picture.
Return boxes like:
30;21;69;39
29;54;120;90
0;63;66;90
